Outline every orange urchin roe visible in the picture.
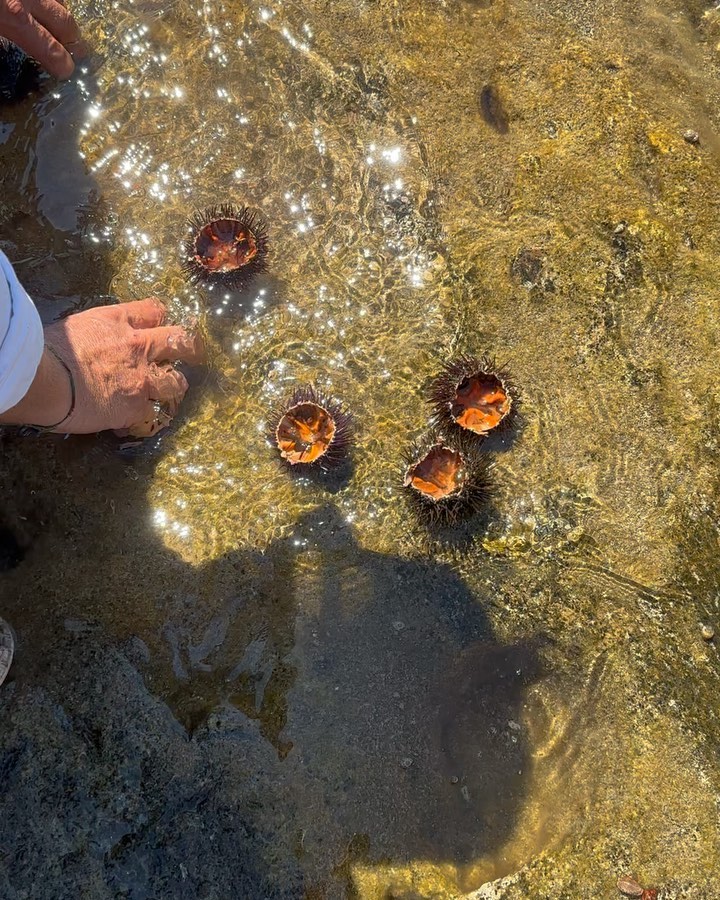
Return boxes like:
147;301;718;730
276;402;337;465
405;445;467;501
451;373;510;434
194;219;258;273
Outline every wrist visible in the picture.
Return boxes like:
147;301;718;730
0;344;73;428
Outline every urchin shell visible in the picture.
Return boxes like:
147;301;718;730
268;385;354;468
181;203;269;290
402;434;492;526
427;355;517;440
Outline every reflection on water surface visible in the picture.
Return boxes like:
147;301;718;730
2;0;720;896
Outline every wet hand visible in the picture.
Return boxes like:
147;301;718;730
1;299;204;437
0;0;87;79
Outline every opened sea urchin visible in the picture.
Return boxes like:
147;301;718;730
428;355;515;439
269;386;353;468
402;436;491;526
182;203;269;290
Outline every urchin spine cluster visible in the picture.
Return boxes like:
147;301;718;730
268;385;354;469
182;203;269;290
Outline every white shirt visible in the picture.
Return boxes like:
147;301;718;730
0;250;44;414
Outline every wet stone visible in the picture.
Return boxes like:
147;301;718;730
511;248;546;290
0;39;39;104
701;624;715;642
617;875;644;897
0;632;303;898
682;129;700;145
479;84;509;134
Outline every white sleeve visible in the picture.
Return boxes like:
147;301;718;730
0;249;44;414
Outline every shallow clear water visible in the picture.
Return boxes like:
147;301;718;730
2;0;720;895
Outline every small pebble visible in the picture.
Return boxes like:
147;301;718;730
400;757;413;769
617;875;643;898
701;624;715;642
450;776;459;785
683;129;700;145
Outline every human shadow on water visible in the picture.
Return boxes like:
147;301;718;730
164;502;546;875
0;426;545;897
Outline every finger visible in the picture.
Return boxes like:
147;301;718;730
120;297;167;329
7;13;74;78
146;365;189;411
141;326;206;365
30;0;81;47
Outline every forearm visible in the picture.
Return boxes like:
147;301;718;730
0;343;73;427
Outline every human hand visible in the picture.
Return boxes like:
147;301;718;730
0;0;86;79
0;298;205;436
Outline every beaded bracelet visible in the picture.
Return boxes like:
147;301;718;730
29;345;77;433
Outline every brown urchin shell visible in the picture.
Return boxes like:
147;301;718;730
182;203;269;290
427;355;516;439
269;386;353;468
402;436;491;526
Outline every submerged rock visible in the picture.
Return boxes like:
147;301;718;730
479;84;509;134
617;874;644;897
0;632;302;899
0;39;39;103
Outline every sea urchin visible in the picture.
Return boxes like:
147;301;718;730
428;355;515;439
269;386;353;468
402;436;491;526
182;204;269;290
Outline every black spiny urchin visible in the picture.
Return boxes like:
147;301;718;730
427;355;517;440
402;433;492;526
268;385;354;468
181;203;269;290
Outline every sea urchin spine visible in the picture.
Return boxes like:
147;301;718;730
427;355;516;439
402;436;491;526
182;203;269;290
269;386;353;468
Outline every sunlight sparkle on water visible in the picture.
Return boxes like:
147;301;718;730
382;147;402;164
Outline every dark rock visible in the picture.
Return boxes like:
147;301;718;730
0;633;303;899
479;84;509;134
0;39;39;104
510;248;543;288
